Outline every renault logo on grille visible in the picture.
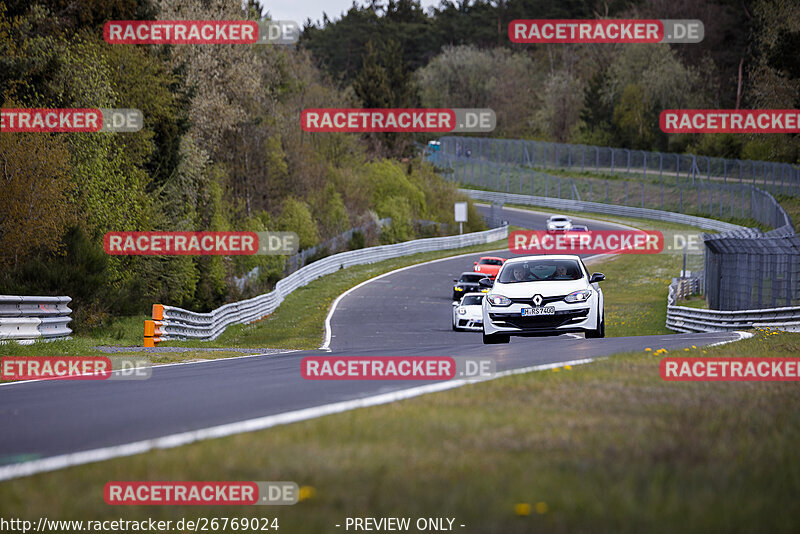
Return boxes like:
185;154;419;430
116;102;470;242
532;294;543;306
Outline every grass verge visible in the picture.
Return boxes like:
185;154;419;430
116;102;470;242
3;330;798;533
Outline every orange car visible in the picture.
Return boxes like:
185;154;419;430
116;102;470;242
473;256;505;279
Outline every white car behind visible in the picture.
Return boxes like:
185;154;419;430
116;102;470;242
452;293;484;331
481;255;605;344
546;215;573;231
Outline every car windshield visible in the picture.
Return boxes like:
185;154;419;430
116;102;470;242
479;259;503;265
551;217;568;222
498;260;583;283
461;295;483;305
459;274;485;283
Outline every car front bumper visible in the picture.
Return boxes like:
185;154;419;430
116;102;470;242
482;299;597;335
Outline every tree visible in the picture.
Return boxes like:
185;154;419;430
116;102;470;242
352;40;392;108
0;132;72;269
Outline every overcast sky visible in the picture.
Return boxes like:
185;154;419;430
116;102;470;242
264;0;440;27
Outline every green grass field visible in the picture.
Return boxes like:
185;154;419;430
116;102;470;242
2;329;797;533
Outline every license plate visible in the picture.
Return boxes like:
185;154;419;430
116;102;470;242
522;306;555;316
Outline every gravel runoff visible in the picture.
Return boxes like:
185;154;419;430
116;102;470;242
94;346;293;355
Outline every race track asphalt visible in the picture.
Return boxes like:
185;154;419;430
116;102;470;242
0;206;739;478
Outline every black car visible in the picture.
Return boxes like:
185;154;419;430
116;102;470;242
452;272;491;301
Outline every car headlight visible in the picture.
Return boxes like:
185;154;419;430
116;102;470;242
487;294;511;307
454;286;464;291
458;308;467;315
564;289;592;303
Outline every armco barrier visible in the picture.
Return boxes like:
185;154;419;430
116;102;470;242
460;189;745;233
0;296;73;344
666;278;800;333
144;225;509;345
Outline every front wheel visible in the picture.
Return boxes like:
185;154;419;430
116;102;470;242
482;331;510;344
585;308;605;338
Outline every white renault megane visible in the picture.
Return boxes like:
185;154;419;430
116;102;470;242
480;255;605;344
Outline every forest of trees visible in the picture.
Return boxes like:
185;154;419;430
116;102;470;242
0;0;484;329
302;0;799;159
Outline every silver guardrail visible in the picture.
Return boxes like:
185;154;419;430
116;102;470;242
666;278;800;333
461;189;745;233
0;296;73;344
144;225;509;344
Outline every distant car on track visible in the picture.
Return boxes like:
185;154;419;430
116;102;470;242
570;224;589;231
546;215;573;232
452;293;484;331
481;255;605;344
473;256;505;279
453;272;491;301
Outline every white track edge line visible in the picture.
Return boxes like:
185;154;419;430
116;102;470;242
0;356;597;482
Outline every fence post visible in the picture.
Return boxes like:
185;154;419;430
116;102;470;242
581;145;585;172
741;186;744;218
625;181;628;206
625;148;631;178
641;182;645;208
595;146;599;172
643;151;647;179
679;187;683;212
661;182;664;210
606;181;609;203
611;149;615;174
659;152;663;181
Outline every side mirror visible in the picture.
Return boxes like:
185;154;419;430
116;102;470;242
453;279;458;283
589;272;605;283
479;277;494;288
473;261;478;265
